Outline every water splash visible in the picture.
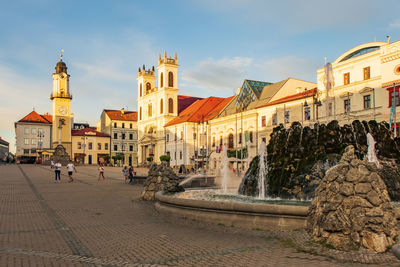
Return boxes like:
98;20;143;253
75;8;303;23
258;141;267;199
220;145;229;193
367;133;381;168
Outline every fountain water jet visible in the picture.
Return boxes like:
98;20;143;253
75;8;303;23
367;133;380;167
220;145;229;193
258;141;267;199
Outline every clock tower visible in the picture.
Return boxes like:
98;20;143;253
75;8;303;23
51;52;73;156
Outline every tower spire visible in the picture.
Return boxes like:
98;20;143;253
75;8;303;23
60;49;64;61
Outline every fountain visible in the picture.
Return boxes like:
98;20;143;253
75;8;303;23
367;132;380;167
154;119;400;232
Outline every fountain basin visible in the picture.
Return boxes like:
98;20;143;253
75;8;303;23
155;191;309;230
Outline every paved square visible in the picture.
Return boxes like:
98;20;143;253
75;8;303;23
0;165;395;266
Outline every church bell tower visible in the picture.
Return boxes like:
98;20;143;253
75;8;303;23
51;51;72;156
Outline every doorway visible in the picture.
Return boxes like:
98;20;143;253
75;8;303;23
88;155;92;165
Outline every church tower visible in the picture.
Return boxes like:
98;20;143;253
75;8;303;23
51;52;73;156
157;51;179;117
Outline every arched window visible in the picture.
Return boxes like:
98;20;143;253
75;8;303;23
148;103;152;117
168;72;174;87
146;82;151;94
160;99;163;114
160;72;164;88
168;98;173;113
140;83;142;97
139;107;142;120
228;134;234;149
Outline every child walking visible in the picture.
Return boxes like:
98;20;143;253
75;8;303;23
122;166;129;183
98;163;105;182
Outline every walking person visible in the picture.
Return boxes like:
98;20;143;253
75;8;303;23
50;160;55;169
128;165;135;184
54;161;62;183
66;160;77;182
98;163;105;182
122;166;129;183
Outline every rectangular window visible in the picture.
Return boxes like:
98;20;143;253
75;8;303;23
24;138;29;145
304;107;311;121
272;113;277;125
38;128;43;134
363;95;371;109
219;136;223;146
88;142;93;150
174;133;177;141
193;133;196;140
284;111;290;124
129;145;133;151
180;131;183;140
166;134;169;142
363;67;370;80
122;123;125;128
239;133;242;144
328;103;333;116
31;128;36;134
261;116;266;127
180;151;182;160
31;139;37;145
130;123;132;129
122;133;125;140
249;131;253;143
344;99;351;113
129;133;133;140
98;143;102;150
212;137;215;147
343;72;350;85
114;144;118;151
114;133;118;139
24;128;29;134
24;149;30;154
390;90;400;107
105;143;108;150
114;122;117;128
78;142;82;149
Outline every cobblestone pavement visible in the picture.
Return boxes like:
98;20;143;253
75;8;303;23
0;165;398;266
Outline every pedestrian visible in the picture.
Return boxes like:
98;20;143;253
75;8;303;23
66;160;77;182
122;166;129;183
129;165;135;184
98;163;105;182
54;160;62;183
51;160;55;169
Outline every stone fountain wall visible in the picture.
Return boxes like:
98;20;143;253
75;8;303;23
140;163;184;201
239;120;400;200
307;146;398;252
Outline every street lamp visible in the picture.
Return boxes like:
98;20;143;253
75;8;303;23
313;91;322;123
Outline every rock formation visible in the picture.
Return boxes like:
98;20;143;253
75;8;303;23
238;120;400;200
140;163;184;201
307;145;398;252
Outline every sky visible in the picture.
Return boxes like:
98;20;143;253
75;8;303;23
1;0;400;153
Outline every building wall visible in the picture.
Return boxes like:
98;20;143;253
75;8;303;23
72;135;110;164
15;122;52;157
110;120;138;166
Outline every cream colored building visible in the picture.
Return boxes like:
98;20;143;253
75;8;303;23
137;52;199;165
72;128;110;165
98;109;138;166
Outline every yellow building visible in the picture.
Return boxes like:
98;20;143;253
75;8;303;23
50;53;73;156
98;109;138;166
72;128;110;165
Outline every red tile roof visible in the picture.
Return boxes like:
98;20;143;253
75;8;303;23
256;88;317;108
18;111;52;124
178;95;203;114
165;96;234;127
72;128;110;137
104;109;138;121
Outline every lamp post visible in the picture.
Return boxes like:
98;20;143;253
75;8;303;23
313;91;322;123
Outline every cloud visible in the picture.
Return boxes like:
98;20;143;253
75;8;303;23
389;19;400;29
181;57;253;94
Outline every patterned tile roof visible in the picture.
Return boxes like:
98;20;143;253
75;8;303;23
104;109;138;121
18;111;52;124
72;128;110;137
256;88;317;108
165;96;234;127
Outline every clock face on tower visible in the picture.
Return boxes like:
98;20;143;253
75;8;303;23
57;105;68;116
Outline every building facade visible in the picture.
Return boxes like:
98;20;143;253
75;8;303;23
15;111;53;162
71;128;110;165
0;137;9;161
98;109;138;166
137;52;200;165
